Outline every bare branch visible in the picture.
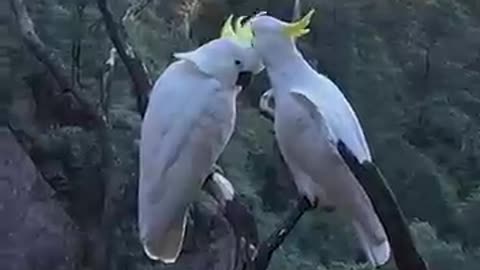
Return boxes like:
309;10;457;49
253;196;312;270
122;0;153;23
97;0;151;117
99;47;117;118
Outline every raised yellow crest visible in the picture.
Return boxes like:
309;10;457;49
220;15;253;47
220;15;236;39
283;9;315;38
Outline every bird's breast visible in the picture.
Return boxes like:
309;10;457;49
196;91;237;150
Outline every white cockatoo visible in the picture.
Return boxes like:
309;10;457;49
138;16;263;264
247;10;391;267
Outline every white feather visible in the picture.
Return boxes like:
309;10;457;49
211;172;235;201
289;73;372;163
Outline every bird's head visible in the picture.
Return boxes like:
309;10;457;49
246;9;315;66
174;16;263;88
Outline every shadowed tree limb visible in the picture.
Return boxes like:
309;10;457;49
9;0;70;90
337;141;429;270
97;0;151;116
9;0;102;127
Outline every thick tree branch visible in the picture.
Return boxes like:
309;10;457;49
337;142;429;270
97;0;151;117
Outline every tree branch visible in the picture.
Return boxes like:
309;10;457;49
337;141;429;270
9;0;70;91
253;196;312;270
97;0;151;117
10;0;103;128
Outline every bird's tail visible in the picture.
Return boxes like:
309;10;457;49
352;219;391;267
142;213;188;264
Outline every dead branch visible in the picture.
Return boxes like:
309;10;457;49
337;141;429;270
99;47;117;118
96;45;118;270
97;0;151;116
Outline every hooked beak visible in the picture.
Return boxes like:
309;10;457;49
236;71;253;88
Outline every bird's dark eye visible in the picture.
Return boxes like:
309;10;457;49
234;60;242;66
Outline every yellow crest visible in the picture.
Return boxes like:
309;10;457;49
220;15;236;39
283;9;315;38
235;16;254;45
220;14;254;47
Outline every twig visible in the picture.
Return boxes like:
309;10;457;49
253;196;312;270
99;47;117;118
122;0;153;23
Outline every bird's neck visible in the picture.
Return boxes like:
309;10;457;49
265;47;315;97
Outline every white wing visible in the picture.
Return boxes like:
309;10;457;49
138;61;236;263
287;92;390;266
291;73;372;163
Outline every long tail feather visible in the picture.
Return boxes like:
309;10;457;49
353;220;391;267
142;213;188;264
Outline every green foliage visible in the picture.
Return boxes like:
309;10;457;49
124;1;197;77
456;190;480;247
411;222;480;270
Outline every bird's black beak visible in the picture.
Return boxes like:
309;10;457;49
236;71;253;88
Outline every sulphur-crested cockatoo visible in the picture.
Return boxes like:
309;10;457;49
138;16;263;264
248;10;391;266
